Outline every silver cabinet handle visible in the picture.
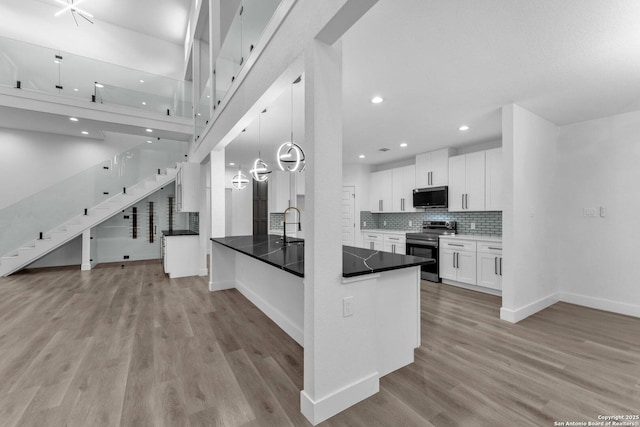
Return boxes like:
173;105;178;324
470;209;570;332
500;257;503;276
453;252;456;268
388;237;399;241
401;198;404;211
392;244;396;253
447;243;464;247
430;171;433;186
495;257;498;275
379;200;382;211
461;194;464;209
370;242;374;249
488;247;502;250
455;252;459;268
466;194;469;209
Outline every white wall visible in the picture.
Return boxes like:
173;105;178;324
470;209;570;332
0;128;145;210
0;0;184;79
343;163;372;247
501;104;560;322
224;168;252;235
555;109;640;317
27;236;82;269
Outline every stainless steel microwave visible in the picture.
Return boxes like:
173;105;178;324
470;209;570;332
413;186;448;208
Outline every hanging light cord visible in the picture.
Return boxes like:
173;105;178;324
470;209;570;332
290;82;294;143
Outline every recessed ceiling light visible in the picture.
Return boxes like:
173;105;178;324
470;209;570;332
459;125;470;131
400;142;408;148
229;162;236;166
146;140;153;144
206;95;210;98
94;83;104;88
371;96;383;104
73;88;79;92
54;60;60;64
142;101;146;105
145;128;153;133
69;117;78;122
81;131;89;135
139;79;145;83
359;154;365;159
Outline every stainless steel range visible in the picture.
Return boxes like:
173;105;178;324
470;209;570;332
406;221;457;281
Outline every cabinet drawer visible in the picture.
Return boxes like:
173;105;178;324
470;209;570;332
440;239;476;252
477;242;502;253
383;234;406;244
363;232;382;241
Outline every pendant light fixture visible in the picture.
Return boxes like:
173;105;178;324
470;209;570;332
232;129;249;190
250;109;272;182
277;76;306;172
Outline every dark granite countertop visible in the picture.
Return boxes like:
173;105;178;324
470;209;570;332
162;230;199;236
211;234;433;278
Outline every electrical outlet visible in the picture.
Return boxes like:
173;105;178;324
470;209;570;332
280;220;284;226
343;296;354;317
408;220;412;227
383;221;387;226
470;222;476;230
583;208;597;217
363;221;366;227
599;206;606;217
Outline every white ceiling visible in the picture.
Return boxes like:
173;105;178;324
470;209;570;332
38;0;192;45
229;0;640;167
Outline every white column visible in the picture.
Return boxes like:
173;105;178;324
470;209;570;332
81;229;91;271
301;39;378;425
209;147;227;290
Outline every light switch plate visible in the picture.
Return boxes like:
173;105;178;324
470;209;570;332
343;296;354;317
470;223;476;230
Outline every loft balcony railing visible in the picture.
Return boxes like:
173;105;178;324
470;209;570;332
195;0;284;141
0;35;193;118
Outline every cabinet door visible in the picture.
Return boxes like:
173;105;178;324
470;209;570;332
370;171;383;212
364;239;382;251
477;252;501;290
392;168;404;212
415;153;431;188
465;151;486;211
439;248;457;281
429;148;450;187
456;250;477;285
448;155;466;212
402;165;416;212
485;148;503;211
371;170;392;212
383;242;396;253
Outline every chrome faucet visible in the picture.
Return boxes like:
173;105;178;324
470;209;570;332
282;206;302;244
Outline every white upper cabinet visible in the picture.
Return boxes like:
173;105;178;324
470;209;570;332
371;166;415;213
485;148;503;211
448;151;486;212
415;148;452;188
175;162;200;213
392;165;416;212
370;169;393;212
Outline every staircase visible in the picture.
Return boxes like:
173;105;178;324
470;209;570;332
0;167;178;277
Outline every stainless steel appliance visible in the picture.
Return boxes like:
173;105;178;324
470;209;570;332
413;186;448;208
406;221;457;281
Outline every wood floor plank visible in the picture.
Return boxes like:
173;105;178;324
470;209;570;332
0;264;638;426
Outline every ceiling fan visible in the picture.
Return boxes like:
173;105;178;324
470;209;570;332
54;0;94;26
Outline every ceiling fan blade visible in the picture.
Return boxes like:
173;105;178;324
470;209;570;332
71;10;79;27
78;12;94;24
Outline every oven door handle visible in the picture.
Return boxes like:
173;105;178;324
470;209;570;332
406;239;438;247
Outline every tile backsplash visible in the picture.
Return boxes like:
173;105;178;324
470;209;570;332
270;213;284;230
189;212;200;233
361;209;502;236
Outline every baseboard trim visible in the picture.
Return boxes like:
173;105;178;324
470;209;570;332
300;372;379;425
440;279;502;296
500;292;560;323
209;279;235;291
235;279;303;346
81;263;92;271
560;292;640;319
198;268;208;277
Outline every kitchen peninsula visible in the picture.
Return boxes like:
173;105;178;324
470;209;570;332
210;234;433;376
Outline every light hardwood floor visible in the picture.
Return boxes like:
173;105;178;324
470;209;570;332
0;261;638;426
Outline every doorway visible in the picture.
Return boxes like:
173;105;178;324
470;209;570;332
342;186;356;246
253;180;268;235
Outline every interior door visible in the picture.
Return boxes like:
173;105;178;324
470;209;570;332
341;186;355;247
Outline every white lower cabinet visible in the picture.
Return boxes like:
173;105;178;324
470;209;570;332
439;239;476;285
477;242;503;290
363;232;383;251
362;231;406;253
383;234;406;254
